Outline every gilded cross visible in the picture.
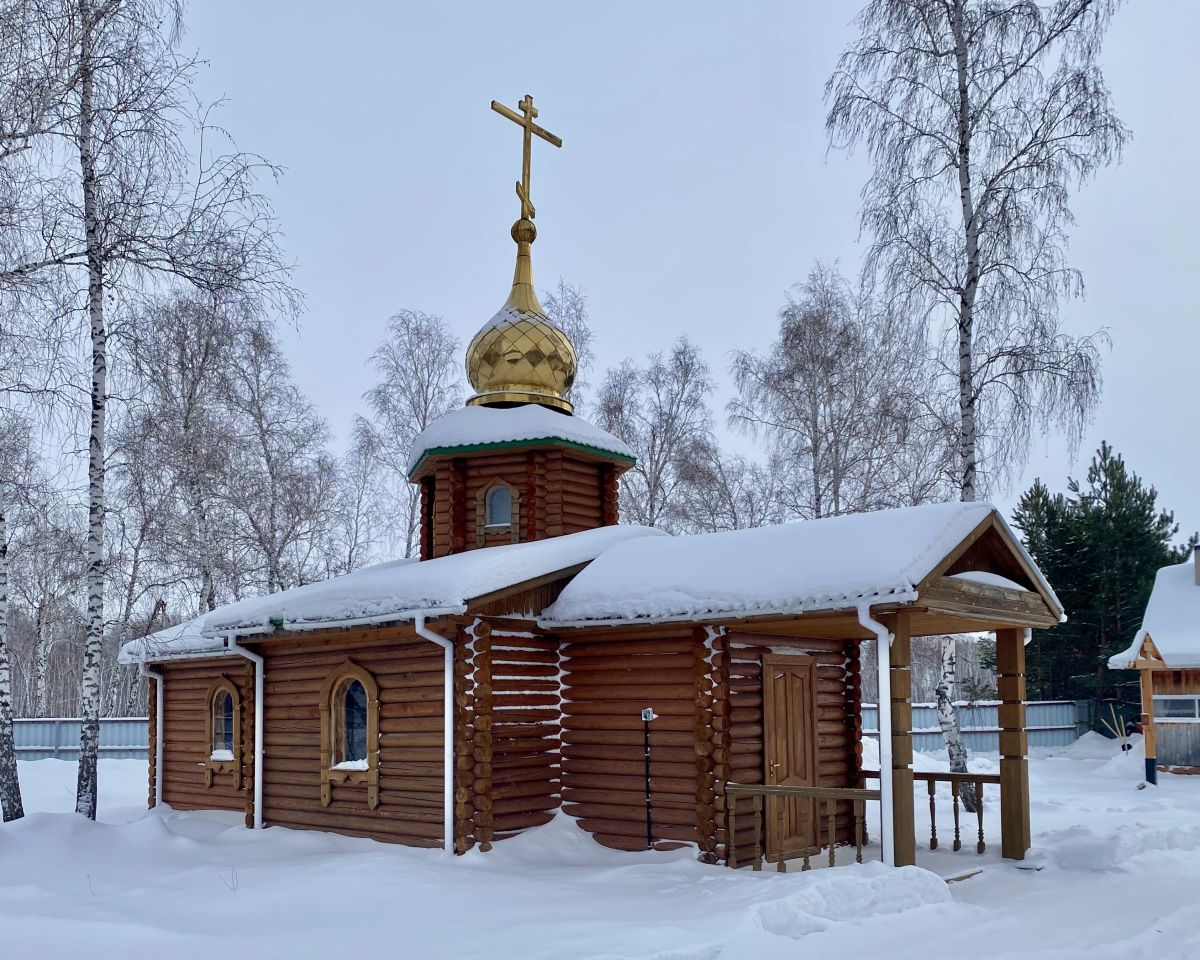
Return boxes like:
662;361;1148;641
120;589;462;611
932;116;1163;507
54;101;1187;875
491;94;562;220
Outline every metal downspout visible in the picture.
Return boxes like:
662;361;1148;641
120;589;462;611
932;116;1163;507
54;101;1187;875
414;613;455;853
227;638;265;829
856;604;896;867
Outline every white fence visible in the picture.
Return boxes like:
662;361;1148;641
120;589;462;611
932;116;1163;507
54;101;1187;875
14;718;149;760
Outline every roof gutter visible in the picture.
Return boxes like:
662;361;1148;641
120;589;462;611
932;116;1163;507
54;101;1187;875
539;589;918;631
856;603;896;868
414;613;455;855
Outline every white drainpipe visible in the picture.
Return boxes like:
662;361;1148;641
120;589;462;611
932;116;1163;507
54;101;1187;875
414;613;454;854
140;661;165;808
856;604;896;867
227;638;265;830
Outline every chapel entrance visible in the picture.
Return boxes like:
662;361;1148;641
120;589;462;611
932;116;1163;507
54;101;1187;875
762;653;819;860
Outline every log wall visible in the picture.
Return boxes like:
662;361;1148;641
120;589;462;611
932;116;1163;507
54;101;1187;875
426;447;613;559
714;633;858;861
260;628;447;847
160;658;252;813
485;619;562;839
559;627;705;851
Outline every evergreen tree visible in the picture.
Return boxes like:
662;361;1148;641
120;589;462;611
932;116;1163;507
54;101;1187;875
1013;443;1196;700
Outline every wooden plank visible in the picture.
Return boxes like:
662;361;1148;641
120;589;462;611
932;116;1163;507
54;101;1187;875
996;627;1031;860
888;611;916;867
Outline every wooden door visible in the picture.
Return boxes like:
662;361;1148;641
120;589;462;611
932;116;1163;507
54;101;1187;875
763;653;819;860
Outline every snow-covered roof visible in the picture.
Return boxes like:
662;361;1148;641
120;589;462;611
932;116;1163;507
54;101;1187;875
121;525;663;663
542;501;1055;625
1108;558;1200;669
407;404;634;476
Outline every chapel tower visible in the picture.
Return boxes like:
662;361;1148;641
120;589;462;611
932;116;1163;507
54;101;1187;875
407;96;634;560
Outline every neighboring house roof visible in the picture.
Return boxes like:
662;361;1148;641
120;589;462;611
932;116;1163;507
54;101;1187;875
406;404;634;477
119;525;664;663
1109;559;1200;669
542;501;1060;625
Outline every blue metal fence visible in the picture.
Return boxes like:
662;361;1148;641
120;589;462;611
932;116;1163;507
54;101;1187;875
14;702;1082;762
862;701;1082;753
14;718;149;760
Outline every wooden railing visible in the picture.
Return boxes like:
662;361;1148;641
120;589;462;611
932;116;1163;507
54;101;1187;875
724;783;881;871
860;770;1002;855
914;772;1000;854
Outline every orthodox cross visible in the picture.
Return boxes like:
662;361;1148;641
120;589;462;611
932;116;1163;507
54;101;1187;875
491;94;562;220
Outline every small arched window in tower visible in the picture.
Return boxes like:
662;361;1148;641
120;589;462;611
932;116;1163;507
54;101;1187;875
486;484;512;528
477;480;521;544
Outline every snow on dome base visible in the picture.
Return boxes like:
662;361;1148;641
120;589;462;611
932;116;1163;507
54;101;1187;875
407;404;634;476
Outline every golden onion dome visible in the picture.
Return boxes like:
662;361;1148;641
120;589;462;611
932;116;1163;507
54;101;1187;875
466;217;576;415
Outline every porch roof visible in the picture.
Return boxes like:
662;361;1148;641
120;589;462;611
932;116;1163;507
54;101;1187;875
541;502;1061;629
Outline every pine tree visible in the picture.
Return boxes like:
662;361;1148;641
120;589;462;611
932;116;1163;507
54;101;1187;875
1013;443;1195;700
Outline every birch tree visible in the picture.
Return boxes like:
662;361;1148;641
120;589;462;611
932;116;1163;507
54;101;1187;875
595;338;714;531
672;447;787;534
541;279;595;410
0;411;42;819
0;0;297;818
827;0;1127;800
730;262;952;519
224;326;338;592
355;309;461;558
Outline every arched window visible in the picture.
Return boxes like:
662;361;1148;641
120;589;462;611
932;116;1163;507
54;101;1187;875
213;690;234;756
320;661;380;808
476;480;521;544
486;484;512;527
337;678;369;766
204;677;242;789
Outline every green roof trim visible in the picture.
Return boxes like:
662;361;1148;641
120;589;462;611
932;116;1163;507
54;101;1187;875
408;437;635;478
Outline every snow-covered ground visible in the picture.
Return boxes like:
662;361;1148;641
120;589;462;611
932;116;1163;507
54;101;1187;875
3;736;1198;960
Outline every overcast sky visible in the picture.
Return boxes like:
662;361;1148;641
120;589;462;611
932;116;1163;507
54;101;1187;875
184;1;1199;540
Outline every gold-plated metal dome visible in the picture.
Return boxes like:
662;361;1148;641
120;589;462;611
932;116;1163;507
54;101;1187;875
466;216;577;415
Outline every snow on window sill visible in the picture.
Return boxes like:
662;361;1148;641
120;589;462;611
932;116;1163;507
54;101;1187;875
331;759;369;771
210;749;235;762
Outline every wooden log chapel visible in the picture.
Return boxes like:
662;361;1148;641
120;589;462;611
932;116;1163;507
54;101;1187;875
121;94;1065;870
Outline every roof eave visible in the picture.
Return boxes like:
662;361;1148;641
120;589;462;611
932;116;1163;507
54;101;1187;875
408;437;635;479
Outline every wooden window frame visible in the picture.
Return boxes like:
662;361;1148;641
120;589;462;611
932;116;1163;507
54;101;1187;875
1153;695;1200;723
204;676;242;789
476;479;521;545
319;659;380;809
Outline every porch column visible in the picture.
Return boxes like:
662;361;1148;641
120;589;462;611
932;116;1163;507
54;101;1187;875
996;628;1031;859
888;612;916;867
1139;669;1158;785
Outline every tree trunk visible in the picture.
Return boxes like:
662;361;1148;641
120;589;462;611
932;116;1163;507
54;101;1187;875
33;602;51;717
936;0;980;799
76;0;104;820
952;0;980;504
935;635;978;811
0;508;25;821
